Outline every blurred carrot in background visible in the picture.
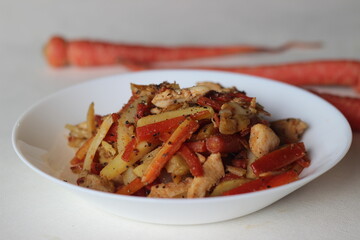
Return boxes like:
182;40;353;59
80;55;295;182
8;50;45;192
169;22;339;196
310;90;360;131
44;36;320;67
125;60;360;92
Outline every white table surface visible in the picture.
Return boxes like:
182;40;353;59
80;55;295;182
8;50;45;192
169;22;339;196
1;1;360;239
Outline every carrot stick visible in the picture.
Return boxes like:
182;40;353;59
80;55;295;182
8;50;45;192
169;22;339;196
128;60;360;91
44;36;320;67
178;145;204;177
310;90;360;131
142;118;199;184
116;177;145;195
70;137;94;165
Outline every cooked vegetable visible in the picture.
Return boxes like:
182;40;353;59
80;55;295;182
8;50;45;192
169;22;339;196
67;81;310;198
142;118;199;184
116;177;145;195
206;134;245;153
178;145;203;177
251;142;306;176
136;106;214;127
83;115;114;171
210;178;250;196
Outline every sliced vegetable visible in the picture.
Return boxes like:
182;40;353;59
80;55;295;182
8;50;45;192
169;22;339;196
100;141;158;180
121;138;137;161
86;102;96;136
206;134;245;153
266;170;299;188
210;178;250;196
178;145;203;177
70;136;94;165
142;118;199;184
136;106;213;127
133;147;161;177
116;177;145;195
83;115;114;171
186;140;207;153
221;176;273;196
251;142;306;176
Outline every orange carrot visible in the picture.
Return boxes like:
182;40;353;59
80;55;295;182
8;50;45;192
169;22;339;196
70;137;94;165
44;36;68;67
116;177;145;195
310;90;360;131
142;118;199;184
128;60;360;91
197;60;360;89
44;36;320;67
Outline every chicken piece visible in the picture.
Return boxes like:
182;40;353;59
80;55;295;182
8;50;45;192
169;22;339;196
271;118;308;144
66;121;90;148
98;141;117;164
148;178;193;198
196;81;236;92
196;82;224;92
151;85;211;108
219;102;251;134
77;171;115;193
249;123;280;158
187;153;225;198
131;82;179;97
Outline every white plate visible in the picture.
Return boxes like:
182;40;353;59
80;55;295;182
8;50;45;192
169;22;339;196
12;70;352;225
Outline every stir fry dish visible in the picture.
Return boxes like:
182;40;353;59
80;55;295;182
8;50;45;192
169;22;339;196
66;81;310;198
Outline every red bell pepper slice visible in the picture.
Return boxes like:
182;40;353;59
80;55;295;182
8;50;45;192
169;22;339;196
104;113;120;142
251;142;306;176
178;144;203;177
265;170;299;188
221;176;273;196
197;96;222;111
186;140;207;153
121;137;137;162
296;155;311;168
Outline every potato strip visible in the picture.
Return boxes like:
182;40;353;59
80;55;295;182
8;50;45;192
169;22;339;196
100;141;158;180
86;102;95;136
136;106;214;127
83;115;114;171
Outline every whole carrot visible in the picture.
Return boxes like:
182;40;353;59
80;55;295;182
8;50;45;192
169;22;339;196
192;60;360;89
310;90;360;131
44;36;320;67
125;60;360;91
